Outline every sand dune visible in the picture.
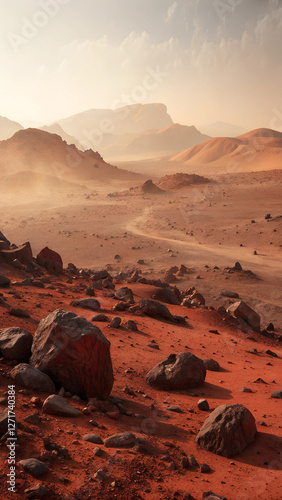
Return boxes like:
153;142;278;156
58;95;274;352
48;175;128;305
170;127;282;172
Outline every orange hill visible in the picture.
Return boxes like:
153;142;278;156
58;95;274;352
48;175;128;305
0;128;137;182
170;128;282;171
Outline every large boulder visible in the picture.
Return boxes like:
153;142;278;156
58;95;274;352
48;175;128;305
36;247;63;274
114;287;134;303
71;298;101;311
0;327;33;361
152;287;181;305
0;274;10;287
139;298;175;321
146;352;206;390
1;242;33;265
227;301;260;332
10;363;55;393
29;309;114;399
196;404;257;457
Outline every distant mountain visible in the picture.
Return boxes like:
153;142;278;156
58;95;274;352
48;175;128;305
104;124;211;159
200;121;247;138
0;116;23;141
40;123;85;150
57;103;173;149
170;128;282;172
0;128;137;182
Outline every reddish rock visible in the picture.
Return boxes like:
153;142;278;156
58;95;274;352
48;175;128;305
30;309;114;399
37;247;63;274
1;242;33;265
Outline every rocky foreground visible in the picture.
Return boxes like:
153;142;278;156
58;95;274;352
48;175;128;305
0;233;281;500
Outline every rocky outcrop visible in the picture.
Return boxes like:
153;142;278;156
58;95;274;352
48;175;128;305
30;309;114;399
1;242;33;265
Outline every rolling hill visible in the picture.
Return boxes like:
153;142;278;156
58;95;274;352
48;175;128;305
170;128;282;172
0;128;137;182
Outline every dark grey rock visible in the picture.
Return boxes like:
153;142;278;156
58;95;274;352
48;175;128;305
19;458;48;477
0;327;32;361
146;352;206;390
10;364;55;393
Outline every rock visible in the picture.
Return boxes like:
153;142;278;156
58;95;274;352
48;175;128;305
220;291;239;298
167;405;182;413
0;274;10;287
94;469;109;481
190;291;205;305
9;308;30;318
233;261;242;271
200;463;211;473
114;287;134;303
30;309;113;399
188;455;198;466
19;458;49;477
110;317;121;328
24;483;49;499
148;342;159;350
10;364;55;393
146;352;206;390
125;320;138;331
196;404;257;457
241;387;252;393
0;327;33;361
83;434;103;444
37;247;63;274
71;298;100;311
0;231;10;245
227;300;260;332
139;298;175;321
266;322;274;331
265;213;271;220
1;242;33;265
93;446;102;457
271;390;282;399
43;395;80;417
203;491;227;500
24;413;41;425
104;432;136;448
0;408;9;436
197;399;210;411
204;359;220;372
180;457;190;469
266;349;278;358
92;314;109;322
152;287;181;305
92;270;110;281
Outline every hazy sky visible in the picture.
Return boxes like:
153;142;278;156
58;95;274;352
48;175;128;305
1;0;282;130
